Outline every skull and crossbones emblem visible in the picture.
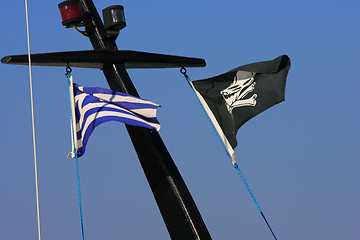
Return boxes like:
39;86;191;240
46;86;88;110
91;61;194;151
220;71;257;113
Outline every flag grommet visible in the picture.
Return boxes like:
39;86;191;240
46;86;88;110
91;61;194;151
180;67;187;74
66;64;72;74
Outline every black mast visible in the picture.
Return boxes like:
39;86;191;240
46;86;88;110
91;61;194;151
74;1;212;239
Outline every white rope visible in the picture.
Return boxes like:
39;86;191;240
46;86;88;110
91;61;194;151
24;1;42;240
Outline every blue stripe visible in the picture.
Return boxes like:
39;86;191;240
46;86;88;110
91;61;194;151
111;101;158;110
77;115;157;157
76;90;157;113
78;94;157;116
77;99;159;132
75;83;128;97
74;83;158;108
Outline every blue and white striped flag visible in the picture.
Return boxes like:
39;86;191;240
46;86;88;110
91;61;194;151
68;79;160;158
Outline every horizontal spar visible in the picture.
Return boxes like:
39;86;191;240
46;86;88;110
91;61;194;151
1;50;206;69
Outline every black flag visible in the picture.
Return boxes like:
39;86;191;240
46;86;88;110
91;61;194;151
190;55;290;159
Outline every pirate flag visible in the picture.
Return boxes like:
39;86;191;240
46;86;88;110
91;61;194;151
189;55;290;160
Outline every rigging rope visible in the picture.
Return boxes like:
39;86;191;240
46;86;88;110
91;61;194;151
181;68;278;240
24;1;42;239
67;69;85;240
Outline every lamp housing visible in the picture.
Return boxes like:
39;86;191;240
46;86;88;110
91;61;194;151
102;5;126;32
58;0;83;27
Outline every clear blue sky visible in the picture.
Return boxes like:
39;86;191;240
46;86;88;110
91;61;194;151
1;1;359;240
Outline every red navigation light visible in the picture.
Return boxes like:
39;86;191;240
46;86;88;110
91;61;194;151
58;0;82;27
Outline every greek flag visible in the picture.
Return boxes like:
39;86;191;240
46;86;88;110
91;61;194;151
68;79;160;158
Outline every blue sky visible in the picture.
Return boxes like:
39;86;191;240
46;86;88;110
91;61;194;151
1;1;359;240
